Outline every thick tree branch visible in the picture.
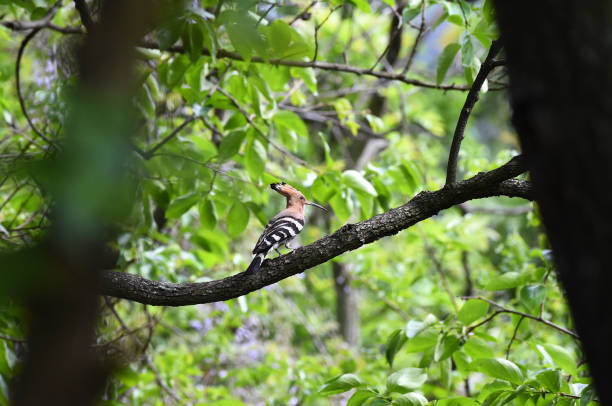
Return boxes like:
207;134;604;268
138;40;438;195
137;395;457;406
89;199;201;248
100;156;530;306
445;40;503;184
74;0;94;31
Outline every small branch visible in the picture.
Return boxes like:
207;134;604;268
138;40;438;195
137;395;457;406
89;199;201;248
289;1;317;25
421;229;458;311
461;296;580;340
401;0;427;74
445;39;503;185
138;40;472;91
0;333;26;343
369;2;406;71
104;298;180;402
74;0;94;31
0;0;62;31
506;315;524;359
16;27;61;149
143;116;197;159
216;86;320;173
312;5;340;62
142;79;222;158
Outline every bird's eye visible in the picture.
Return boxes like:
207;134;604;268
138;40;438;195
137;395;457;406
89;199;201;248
300;196;305;200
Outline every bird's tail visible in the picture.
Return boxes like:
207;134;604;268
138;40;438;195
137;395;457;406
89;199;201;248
246;253;265;274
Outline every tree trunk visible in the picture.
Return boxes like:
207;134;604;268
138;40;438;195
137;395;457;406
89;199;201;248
333;262;360;348
494;2;612;402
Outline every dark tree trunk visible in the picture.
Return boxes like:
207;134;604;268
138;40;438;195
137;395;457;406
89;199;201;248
494;2;612;402
333;262;360;348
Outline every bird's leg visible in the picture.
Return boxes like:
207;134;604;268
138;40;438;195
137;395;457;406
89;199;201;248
274;247;282;257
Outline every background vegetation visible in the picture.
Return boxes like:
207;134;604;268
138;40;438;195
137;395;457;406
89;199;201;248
0;0;597;405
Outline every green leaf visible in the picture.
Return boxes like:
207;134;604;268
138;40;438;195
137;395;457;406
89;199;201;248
166;55;191;88
536;344;577;376
405;328;438;353
386;329;408;367
391;392;428;406
222;10;268;61
461;34;474;68
311;175;336;202
266;20;292;56
535;369;562;392
580;385;594;406
199;199;217;229
443;2;465;26
440;357;452;389
273;110;308;150
226;202;250;237
434;333;460;361
402;6;421;24
245;138;267;181
386;368;427;393
166;193;200;219
330;190;352;222
347;0;371;13
436;43;461;85
319;374;364;396
342;170;377;196
318;133;334;167
347;389;377;406
463;337;495;359
217;131;246;161
157;19;185;50
458;299;489;324
483;271;528;291
519;285;546;314
406;314;437;338
182;19;204;62
290;67;317;94
471;358;524;385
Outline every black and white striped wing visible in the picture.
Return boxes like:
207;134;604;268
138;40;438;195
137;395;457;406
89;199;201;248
246;214;304;274
253;215;304;256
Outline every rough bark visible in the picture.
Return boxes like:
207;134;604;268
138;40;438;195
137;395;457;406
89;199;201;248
10;1;152;405
100;156;531;306
494;1;612;402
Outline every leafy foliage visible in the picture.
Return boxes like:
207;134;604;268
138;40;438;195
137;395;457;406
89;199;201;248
0;0;595;405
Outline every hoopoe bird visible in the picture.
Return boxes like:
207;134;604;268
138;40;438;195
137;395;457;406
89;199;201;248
246;182;327;274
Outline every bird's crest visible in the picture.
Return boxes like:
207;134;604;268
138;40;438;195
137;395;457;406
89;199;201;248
270;182;302;198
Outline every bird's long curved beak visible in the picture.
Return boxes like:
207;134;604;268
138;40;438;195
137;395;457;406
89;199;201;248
305;201;328;211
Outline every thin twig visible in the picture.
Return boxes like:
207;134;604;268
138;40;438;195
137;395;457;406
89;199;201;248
369;3;406;71
16;29;58;148
401;0;427;74
312;5;340;62
506;315;524;359
143;80;222;158
151;153;259;186
461;296;580;339
421;229;458;311
289;0;317;25
0;334;26;343
104;297;180;402
216;86;320;172
445;39;503;184
143;116;197;158
256;3;276;26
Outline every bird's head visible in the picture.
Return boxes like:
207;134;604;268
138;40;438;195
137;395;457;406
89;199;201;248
270;182;327;212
